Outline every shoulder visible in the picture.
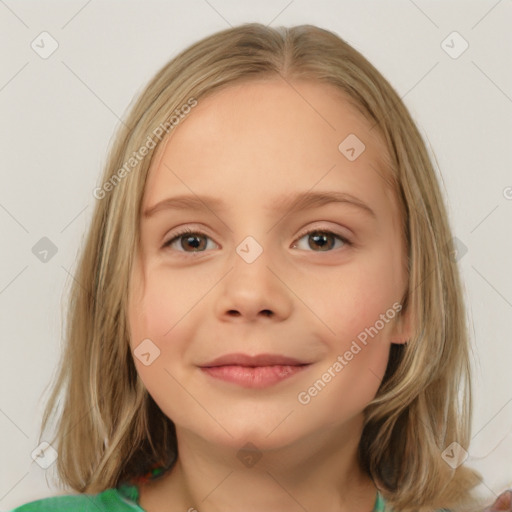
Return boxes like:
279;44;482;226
6;485;142;512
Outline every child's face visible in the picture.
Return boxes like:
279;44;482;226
128;79;411;451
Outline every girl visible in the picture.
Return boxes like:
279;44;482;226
8;23;511;512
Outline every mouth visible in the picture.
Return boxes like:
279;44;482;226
199;353;313;389
200;352;311;367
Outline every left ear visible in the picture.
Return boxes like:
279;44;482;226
390;303;414;345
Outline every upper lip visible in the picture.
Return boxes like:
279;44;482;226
200;353;311;367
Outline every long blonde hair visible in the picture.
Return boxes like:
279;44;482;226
39;23;486;511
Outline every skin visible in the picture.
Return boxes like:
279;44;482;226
127;78;413;512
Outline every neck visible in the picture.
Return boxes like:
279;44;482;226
140;413;377;512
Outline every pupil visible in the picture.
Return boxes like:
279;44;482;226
185;235;202;250
311;232;332;251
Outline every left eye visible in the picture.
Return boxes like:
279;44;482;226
162;227;352;254
293;228;352;252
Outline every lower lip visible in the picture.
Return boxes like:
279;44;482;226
200;364;311;388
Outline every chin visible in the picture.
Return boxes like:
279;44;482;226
192;415;307;454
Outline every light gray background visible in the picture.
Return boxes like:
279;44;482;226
1;0;511;509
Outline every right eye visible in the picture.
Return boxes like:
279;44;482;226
162;227;218;254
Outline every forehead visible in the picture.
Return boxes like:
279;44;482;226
143;78;397;219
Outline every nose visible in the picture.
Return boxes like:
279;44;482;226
214;243;293;322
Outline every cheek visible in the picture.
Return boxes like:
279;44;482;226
316;253;401;342
129;264;200;343
298;264;396;421
128;273;197;426
303;247;401;401
129;277;188;368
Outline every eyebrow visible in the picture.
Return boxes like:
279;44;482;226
143;190;376;220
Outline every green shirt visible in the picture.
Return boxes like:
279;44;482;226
8;485;392;511
8;485;450;511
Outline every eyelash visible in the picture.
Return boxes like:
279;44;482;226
162;226;353;256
